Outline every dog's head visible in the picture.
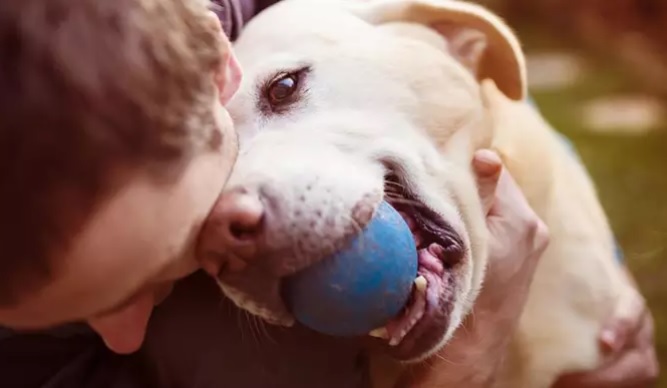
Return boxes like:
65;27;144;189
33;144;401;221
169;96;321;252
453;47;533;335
198;0;526;362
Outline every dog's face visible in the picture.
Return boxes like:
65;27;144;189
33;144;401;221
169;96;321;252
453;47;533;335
199;0;526;362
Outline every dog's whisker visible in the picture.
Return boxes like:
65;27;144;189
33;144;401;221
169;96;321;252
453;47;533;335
244;311;263;349
251;314;268;346
384;180;407;190
382;190;405;198
383;187;408;196
384;196;428;209
342;213;366;250
258;318;279;345
235;307;247;344
434;352;463;366
340;212;364;232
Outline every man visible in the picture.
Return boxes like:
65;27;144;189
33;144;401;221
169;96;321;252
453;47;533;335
0;0;656;387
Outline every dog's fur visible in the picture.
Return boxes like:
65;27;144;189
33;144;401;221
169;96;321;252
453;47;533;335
218;0;641;386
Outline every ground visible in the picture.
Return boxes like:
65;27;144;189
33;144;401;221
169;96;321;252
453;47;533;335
516;24;667;386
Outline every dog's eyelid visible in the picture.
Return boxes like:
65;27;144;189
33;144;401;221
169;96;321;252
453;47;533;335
259;64;312;91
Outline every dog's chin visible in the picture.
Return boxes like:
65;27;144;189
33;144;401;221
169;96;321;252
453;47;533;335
367;173;468;362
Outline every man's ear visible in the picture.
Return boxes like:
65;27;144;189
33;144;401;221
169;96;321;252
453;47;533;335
346;0;526;101
205;10;242;104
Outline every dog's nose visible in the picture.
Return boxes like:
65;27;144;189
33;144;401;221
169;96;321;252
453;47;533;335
198;188;265;276
220;189;265;240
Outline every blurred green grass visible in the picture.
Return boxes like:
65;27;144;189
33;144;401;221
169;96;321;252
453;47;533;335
516;24;667;385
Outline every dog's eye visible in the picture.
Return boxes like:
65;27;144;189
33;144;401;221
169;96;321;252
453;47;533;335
261;68;310;114
268;74;298;103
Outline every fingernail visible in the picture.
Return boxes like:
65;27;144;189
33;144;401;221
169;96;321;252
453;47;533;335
600;329;619;352
473;150;501;176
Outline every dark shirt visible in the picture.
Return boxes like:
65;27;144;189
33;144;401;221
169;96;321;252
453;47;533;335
1;273;370;388
140;273;369;388
212;0;256;41
0;273;370;388
0;1;370;386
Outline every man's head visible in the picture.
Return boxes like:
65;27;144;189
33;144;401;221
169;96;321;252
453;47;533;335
0;0;241;352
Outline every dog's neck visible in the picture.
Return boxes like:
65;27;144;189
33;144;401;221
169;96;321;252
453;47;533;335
482;84;558;217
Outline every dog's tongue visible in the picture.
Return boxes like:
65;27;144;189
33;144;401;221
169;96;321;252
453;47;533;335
88;293;154;354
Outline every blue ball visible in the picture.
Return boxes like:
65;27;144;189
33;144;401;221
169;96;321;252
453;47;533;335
284;201;418;336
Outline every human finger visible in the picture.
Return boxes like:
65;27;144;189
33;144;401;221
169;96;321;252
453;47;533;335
472;149;502;215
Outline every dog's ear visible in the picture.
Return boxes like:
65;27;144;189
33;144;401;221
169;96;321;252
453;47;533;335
347;0;526;101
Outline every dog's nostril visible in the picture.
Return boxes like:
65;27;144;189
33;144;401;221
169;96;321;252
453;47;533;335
229;218;263;240
224;191;265;242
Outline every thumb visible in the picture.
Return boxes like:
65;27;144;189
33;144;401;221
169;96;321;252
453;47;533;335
600;288;646;354
473;149;502;215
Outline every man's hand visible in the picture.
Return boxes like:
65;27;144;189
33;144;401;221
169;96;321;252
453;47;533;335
398;150;658;388
397;149;550;387
553;270;659;388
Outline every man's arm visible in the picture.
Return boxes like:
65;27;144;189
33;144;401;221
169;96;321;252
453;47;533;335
553;269;659;388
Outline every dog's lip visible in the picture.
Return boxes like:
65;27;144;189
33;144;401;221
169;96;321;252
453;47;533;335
377;174;465;359
388;269;455;360
384;172;466;267
369;243;458;361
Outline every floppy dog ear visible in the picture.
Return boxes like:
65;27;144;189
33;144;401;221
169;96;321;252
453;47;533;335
347;0;526;101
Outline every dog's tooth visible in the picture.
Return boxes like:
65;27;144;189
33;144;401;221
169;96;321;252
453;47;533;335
369;327;389;339
414;275;427;292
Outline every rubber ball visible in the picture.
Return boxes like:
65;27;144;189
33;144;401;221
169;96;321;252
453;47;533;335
284;201;418;336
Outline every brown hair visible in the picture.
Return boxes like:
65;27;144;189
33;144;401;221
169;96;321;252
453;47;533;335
0;0;225;305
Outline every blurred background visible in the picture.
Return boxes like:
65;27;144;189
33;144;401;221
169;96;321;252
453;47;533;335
477;0;667;385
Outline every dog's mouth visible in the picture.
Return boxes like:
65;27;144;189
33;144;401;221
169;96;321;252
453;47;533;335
372;172;466;361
